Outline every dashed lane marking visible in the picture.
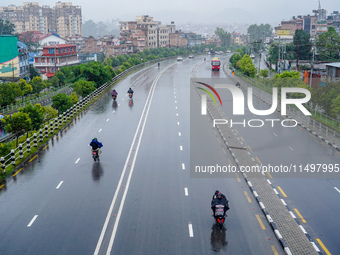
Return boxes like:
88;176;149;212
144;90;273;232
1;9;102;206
188;223;194;237
316;238;331;255
27;215;38;227
29;155;37;162
13;168;23;177
255;214;266;230
244;191;252;203
277;186;287;197
271;246;279;255
184;188;188;196
56;181;64;189
294;208;307;223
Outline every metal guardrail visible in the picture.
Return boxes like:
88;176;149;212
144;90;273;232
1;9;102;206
0;84;73;115
0;57;171;175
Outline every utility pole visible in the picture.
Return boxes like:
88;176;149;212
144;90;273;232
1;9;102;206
278;37;281;74
309;39;316;88
258;51;261;73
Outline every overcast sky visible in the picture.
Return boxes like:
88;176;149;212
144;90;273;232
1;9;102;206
1;0;339;26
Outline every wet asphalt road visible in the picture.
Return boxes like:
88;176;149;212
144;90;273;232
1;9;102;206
0;56;318;255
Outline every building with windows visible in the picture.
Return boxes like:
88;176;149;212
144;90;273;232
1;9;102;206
0;2;82;38
0;35;29;81
17;41;29;79
33;44;80;79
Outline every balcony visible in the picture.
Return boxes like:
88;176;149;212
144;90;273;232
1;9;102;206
33;59;80;67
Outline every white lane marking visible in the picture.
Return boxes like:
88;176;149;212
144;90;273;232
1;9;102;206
175;101;177;103
118;104;120;106
101;62;176;255
177;122;180;125
56;181;64;189
180;145;183;151
334;187;340;194
182;163;185;170
184;188;188;196
113;110;115;113
106;119;109;122
289;146;294;151
174;96;177;99
175;106;178;109
273;133;277;136
188;223;194;237
27;215;38;227
281;199;287;206
98;129;102;133
75;158;80;164
178;132;181;136
176;113;178;116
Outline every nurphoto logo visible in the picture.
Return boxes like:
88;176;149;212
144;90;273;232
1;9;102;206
195;81;312;128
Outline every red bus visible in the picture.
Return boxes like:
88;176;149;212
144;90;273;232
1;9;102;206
211;58;220;71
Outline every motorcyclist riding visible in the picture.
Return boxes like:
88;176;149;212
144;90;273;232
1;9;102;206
127;87;134;98
90;137;103;151
111;89;118;96
211;190;229;217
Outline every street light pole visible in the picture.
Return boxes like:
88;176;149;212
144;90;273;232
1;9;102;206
309;39;316;88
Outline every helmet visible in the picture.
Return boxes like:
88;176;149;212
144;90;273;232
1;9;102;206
93;138;97;141
215;190;220;195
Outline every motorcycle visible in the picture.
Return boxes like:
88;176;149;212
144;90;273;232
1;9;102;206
213;204;226;229
91;148;100;162
128;93;133;99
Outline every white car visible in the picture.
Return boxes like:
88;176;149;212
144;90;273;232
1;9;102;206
177;56;183;61
189;55;194;59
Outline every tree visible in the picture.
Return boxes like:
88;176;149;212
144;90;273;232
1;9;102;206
43;106;58;122
239;55;257;77
29;65;40;80
73;79;96;97
111;57;120;67
48;75;60;88
293;29;312;69
9;81;22;99
316;26;340;61
18;31;40;51
2;112;32;146
258;69;269;78
230;53;242;68
215;27;231;48
51;93;73;113
0;83;16;107
331;95;340;117
20;103;44;130
247;24;273;52
18;78;33;99
0;18;15;35
69;92;79;104
29;76;46;94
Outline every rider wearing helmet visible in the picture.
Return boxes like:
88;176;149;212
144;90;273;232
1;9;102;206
211;190;229;216
127;87;134;95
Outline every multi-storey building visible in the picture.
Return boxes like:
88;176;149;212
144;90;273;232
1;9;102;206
0;2;82;38
0;35;29;81
33;44;80;79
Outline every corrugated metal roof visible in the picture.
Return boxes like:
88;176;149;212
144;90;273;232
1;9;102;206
325;62;340;68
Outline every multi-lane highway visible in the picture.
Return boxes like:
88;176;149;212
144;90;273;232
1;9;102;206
0;55;338;254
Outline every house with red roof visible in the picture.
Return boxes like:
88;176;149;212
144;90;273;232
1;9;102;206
33;44;80;79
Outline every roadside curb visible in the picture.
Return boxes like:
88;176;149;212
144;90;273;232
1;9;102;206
265;179;323;255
